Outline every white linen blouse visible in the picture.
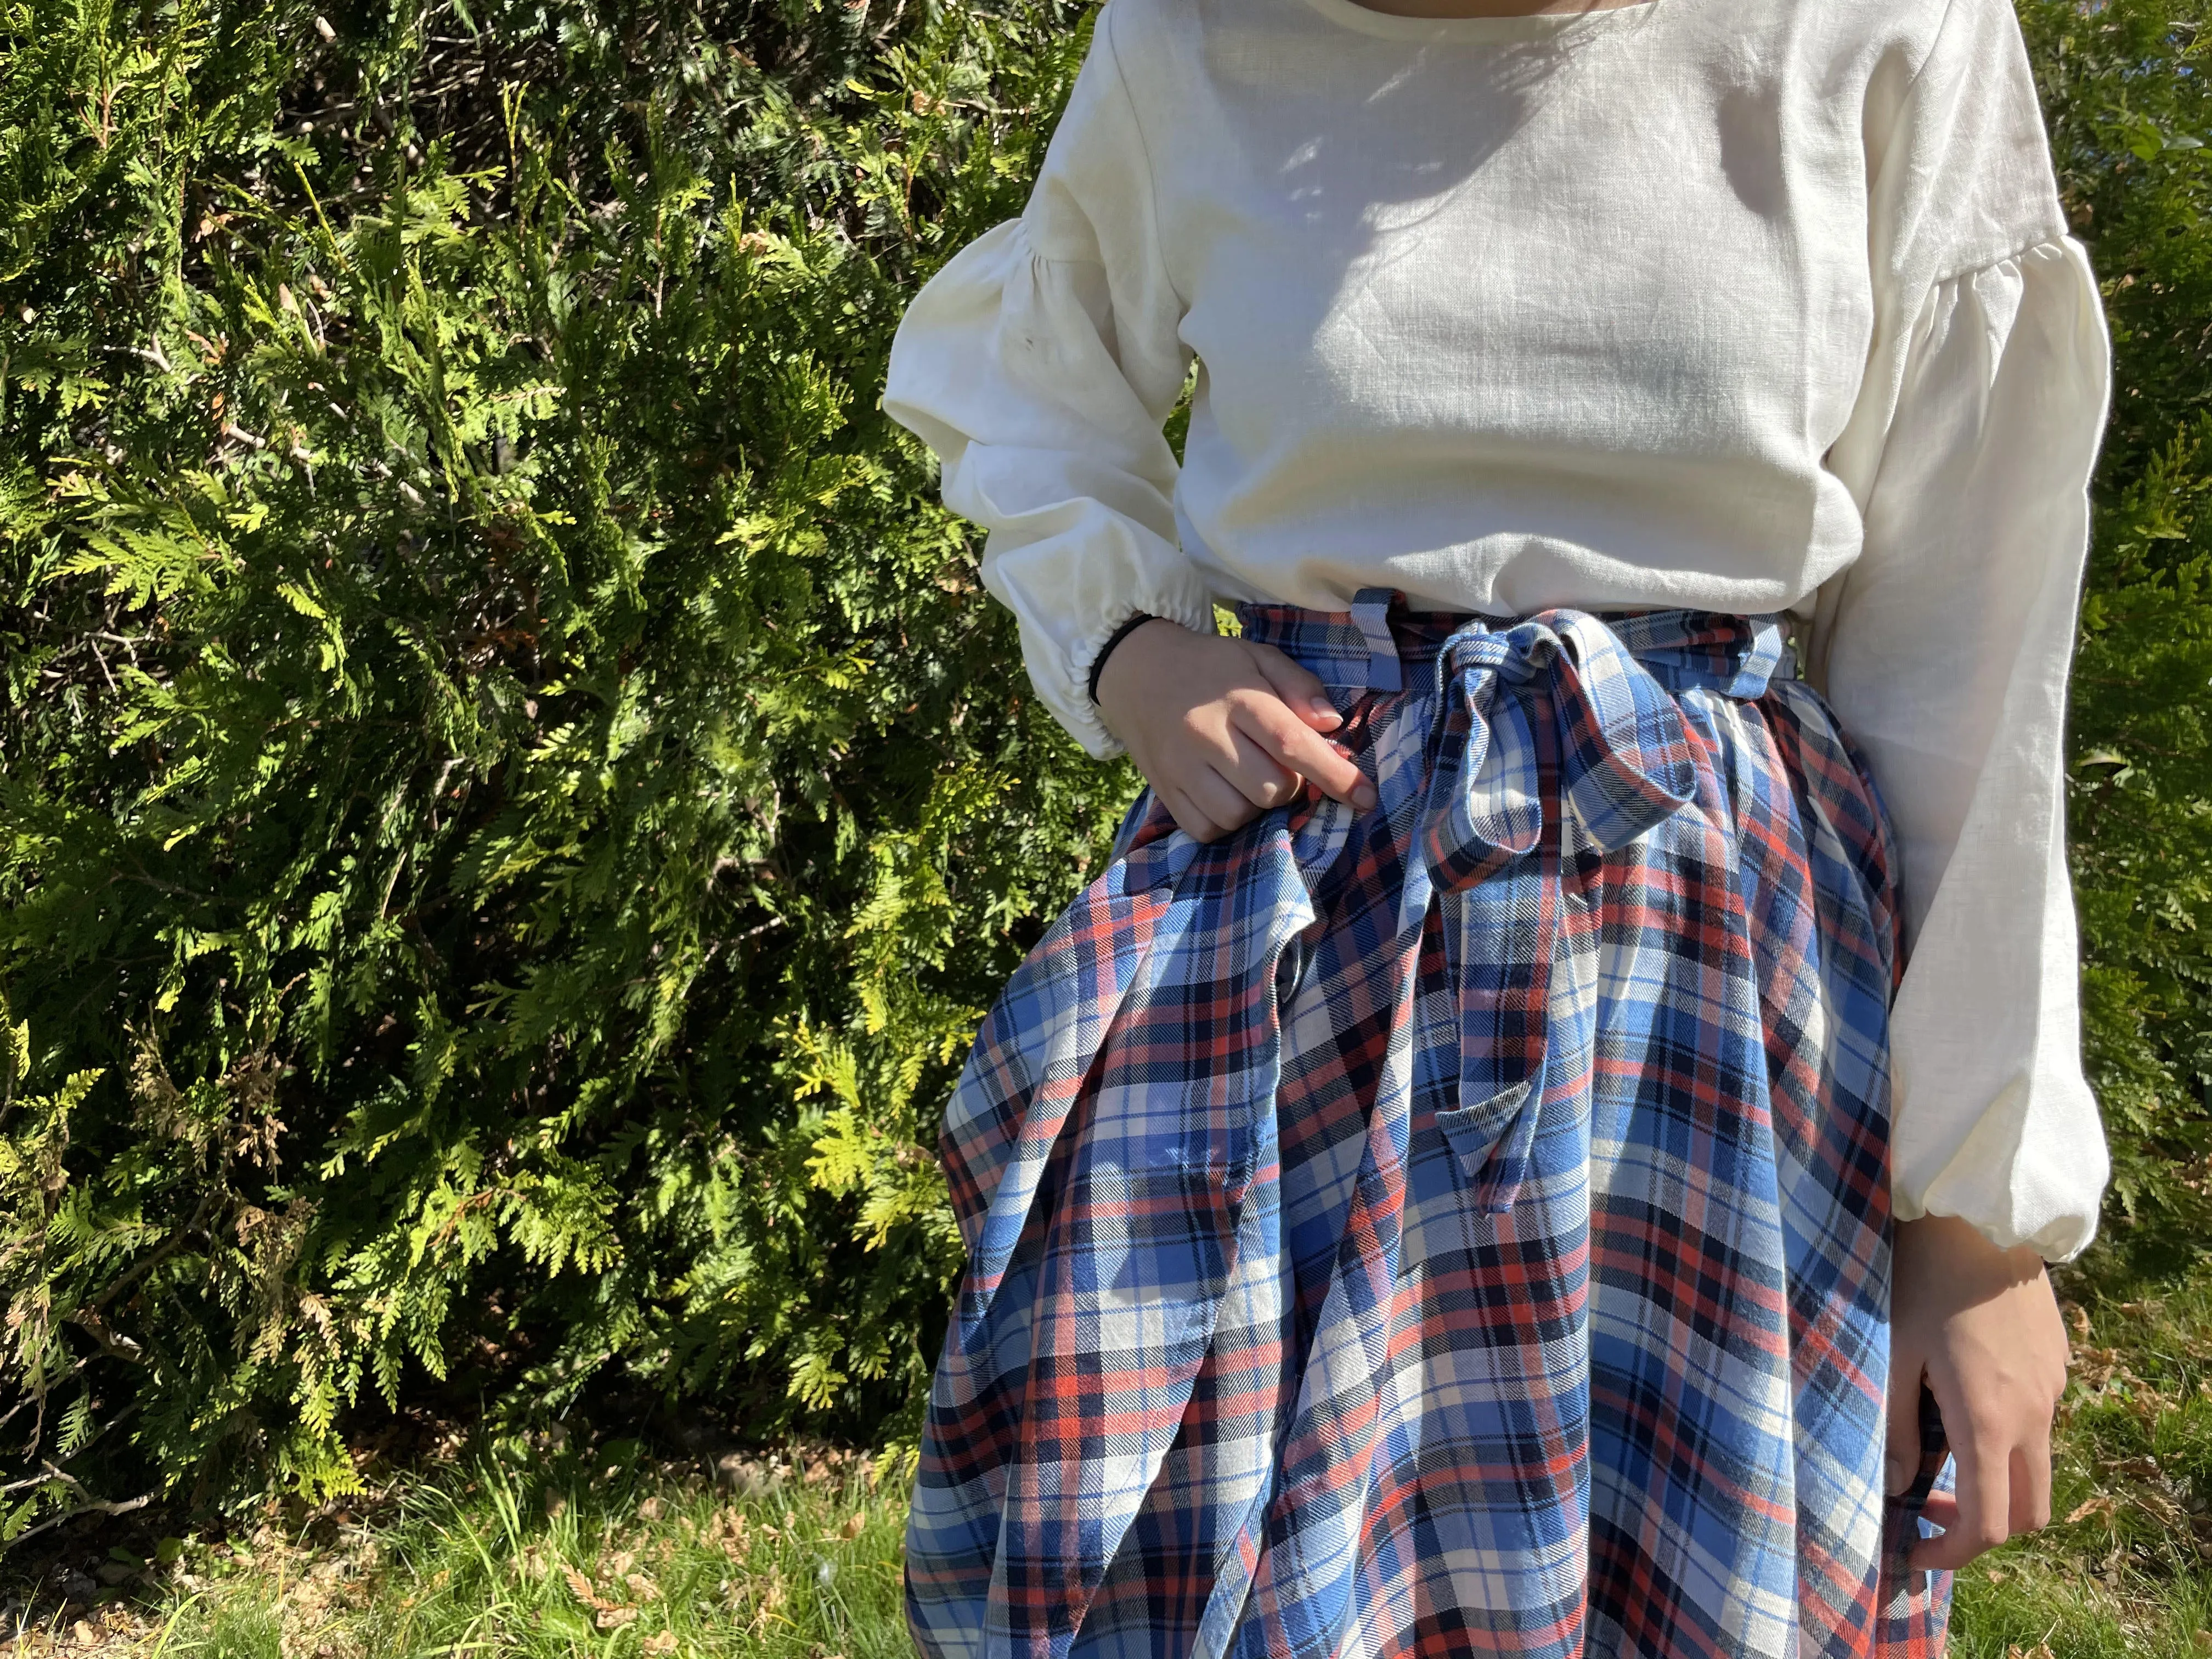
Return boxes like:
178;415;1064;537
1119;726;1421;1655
879;0;2114;1258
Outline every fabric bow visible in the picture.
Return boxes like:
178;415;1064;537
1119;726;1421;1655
1404;612;1703;1214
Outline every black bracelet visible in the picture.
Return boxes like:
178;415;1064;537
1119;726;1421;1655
1087;612;1160;703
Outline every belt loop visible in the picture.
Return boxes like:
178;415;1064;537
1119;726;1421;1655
1350;588;1403;694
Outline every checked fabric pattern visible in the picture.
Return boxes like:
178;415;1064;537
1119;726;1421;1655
907;594;1955;1659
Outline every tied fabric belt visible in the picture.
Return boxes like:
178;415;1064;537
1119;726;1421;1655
910;591;1930;1659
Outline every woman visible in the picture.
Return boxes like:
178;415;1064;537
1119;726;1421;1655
878;0;2112;1651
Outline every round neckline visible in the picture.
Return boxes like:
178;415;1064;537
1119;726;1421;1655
1296;0;1656;41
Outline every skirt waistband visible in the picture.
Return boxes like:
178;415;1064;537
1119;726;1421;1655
1235;586;1797;700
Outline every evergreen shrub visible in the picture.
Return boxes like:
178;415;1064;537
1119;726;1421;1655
0;0;1119;1530
2026;0;2212;1257
0;0;2205;1538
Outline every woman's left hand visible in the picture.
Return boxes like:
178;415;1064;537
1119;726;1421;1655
1887;1212;2071;1570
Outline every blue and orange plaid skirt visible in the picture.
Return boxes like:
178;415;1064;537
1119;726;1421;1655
908;594;1955;1659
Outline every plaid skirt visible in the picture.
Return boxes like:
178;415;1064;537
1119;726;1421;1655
907;592;1955;1659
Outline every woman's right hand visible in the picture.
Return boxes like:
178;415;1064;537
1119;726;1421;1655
1093;618;1379;843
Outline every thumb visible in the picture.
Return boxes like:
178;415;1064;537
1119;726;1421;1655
1886;1362;1926;1498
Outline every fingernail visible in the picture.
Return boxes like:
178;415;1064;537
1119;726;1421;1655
1308;695;1342;727
1884;1457;1910;1498
1352;782;1378;811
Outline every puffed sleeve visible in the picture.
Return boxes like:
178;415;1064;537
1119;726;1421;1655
1812;0;2113;1260
881;1;1212;757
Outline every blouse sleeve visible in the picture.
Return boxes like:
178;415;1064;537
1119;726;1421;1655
1811;0;2114;1261
880;2;1211;757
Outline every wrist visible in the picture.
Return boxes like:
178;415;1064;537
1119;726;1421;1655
1092;616;1192;721
1896;1212;2047;1286
1087;612;1165;705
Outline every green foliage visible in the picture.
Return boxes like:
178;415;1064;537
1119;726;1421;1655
0;0;1128;1530
1;0;2208;1538
2023;0;2212;1254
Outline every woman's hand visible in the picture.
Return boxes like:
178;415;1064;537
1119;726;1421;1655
1888;1212;2070;1570
1094;618;1379;842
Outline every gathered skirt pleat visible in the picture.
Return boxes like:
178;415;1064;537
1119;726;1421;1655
906;592;1955;1659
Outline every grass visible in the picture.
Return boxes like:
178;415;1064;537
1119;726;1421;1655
12;1269;2212;1656
4;1447;912;1658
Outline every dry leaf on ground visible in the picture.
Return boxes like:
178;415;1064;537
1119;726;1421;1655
563;1565;629;1616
